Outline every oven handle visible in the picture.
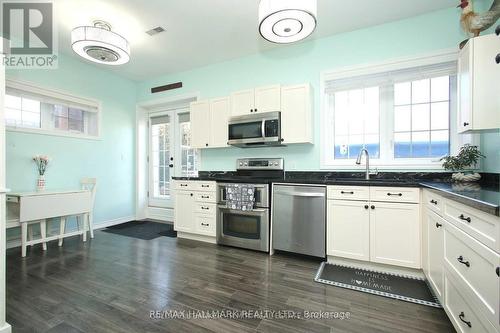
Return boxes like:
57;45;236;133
217;205;267;214
261;120;266;139
275;191;325;198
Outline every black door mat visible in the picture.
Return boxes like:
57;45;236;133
314;262;441;308
102;221;177;240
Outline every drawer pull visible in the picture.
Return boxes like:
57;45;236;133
458;312;472;328
459;214;471;223
364;205;369;209
201;223;210;227
201;207;210;210
387;193;402;196
435;222;442;228
340;191;354;194
180;184;188;187
496;267;499;277
201;185;210;188
201;195;210;199
190;193;193;197
430;199;438;205
370;205;375;210
457;256;470;267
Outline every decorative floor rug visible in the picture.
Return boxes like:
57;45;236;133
103;221;177;240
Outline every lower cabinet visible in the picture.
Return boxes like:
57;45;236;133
424;209;445;300
173;191;195;232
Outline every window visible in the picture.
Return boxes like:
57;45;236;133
178;113;198;177
321;55;467;169
5;81;100;138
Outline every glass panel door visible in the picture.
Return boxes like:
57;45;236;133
149;114;173;207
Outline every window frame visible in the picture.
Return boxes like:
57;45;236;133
5;79;102;140
320;50;478;170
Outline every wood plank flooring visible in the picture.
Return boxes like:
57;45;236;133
6;230;455;333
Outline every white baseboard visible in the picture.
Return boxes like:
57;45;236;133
177;232;216;244
0;323;11;333
6;215;135;249
327;256;424;279
147;206;173;222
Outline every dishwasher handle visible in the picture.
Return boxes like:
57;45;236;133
275;190;325;198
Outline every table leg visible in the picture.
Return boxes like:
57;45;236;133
58;217;66;247
82;214;87;242
40;220;47;251
21;223;27;257
89;213;94;239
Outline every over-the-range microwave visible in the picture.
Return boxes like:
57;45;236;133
227;111;282;148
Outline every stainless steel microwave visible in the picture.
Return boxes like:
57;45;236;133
227;111;282;148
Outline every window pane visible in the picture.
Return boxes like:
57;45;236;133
55;116;68;130
334;135;349;159
394;82;411;105
394;132;411;158
5;95;21;109
394;106;411;132
5;108;21;125
22;111;40;128
431;76;449;102
411;131;430;157
22;98;40;113
431;130;449;157
365;134;380;158
53;105;68;117
69;118;84;132
412;104;430;131
69;108;84;120
412;79;430;104
431;102;449;130
349;134;364;159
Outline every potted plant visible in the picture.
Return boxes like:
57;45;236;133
440;145;485;182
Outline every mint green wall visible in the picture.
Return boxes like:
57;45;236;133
5;53;137;227
137;4;499;173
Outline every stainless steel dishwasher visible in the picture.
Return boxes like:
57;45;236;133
272;185;326;258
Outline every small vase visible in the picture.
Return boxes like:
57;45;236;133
451;172;481;182
37;175;46;192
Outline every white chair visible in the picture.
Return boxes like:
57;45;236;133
58;178;97;246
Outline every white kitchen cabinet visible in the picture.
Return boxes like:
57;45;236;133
231;85;281;116
190;100;210;148
281;84;313;144
327;199;370;261
370;201;420;268
209;97;230;147
173;191;194;232
425;209;445;301
190;98;230;149
457;34;500;133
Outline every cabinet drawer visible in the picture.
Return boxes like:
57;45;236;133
194;202;216;215
6;195;19;203
444;222;500;328
444;275;497;333
195;192;216;203
369;187;419;203
195;182;216;192
173;181;195;191
423;190;444;216
327;186;369;201
194;214;216;236
444;200;500;253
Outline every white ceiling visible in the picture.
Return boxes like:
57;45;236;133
55;0;455;81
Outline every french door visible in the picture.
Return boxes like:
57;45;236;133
148;108;198;208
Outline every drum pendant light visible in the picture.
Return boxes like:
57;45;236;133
259;0;317;44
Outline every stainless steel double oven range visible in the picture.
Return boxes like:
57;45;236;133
216;158;284;252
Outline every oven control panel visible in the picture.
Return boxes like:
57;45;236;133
236;158;284;170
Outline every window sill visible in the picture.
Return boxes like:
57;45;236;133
6;126;101;141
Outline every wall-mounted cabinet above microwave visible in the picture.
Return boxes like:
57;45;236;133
190;83;313;149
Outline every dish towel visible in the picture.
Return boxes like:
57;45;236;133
226;184;255;211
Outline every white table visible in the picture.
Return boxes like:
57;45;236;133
6;189;92;257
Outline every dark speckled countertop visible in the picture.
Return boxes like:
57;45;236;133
173;172;500;216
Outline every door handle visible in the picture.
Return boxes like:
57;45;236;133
457;255;470;267
435;222;442;228
169;164;174;168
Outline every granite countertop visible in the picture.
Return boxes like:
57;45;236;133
172;172;500;217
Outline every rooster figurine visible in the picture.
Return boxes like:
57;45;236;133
458;0;500;37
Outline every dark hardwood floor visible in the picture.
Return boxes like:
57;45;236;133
6;230;455;333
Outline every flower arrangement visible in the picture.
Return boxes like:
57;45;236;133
33;155;50;176
440;145;485;182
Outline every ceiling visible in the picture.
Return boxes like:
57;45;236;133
54;0;456;81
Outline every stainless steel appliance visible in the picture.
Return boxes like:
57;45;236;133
227;111;282;148
272;185;326;257
216;158;284;252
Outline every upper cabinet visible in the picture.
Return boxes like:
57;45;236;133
458;34;500;133
281;84;313;144
231;85;281;116
190;97;230;149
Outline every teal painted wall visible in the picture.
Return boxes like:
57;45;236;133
5;53;137;232
137;4;499;173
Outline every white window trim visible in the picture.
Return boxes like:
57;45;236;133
319;49;479;170
5;79;102;140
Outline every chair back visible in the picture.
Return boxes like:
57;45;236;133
81;178;97;209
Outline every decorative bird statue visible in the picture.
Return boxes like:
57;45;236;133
458;0;500;37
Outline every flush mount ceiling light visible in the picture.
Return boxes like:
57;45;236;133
259;0;317;44
71;20;130;65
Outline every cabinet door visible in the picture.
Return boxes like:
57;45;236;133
426;209;445;300
457;40;472;133
190;100;211;148
327;200;370;261
174;191;194;232
230;89;254;116
370;202;421;268
281;84;313;144
254;85;280;113
209;97;230;148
